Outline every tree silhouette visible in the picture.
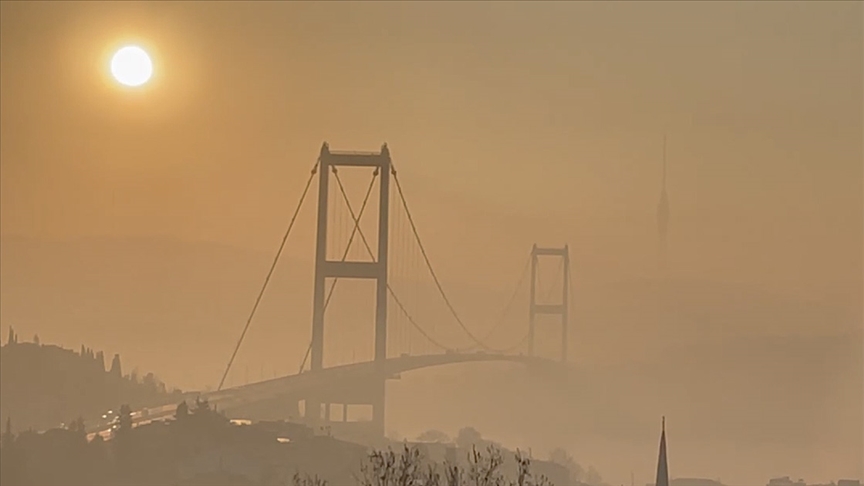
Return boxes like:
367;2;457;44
68;417;87;444
585;466;603;486
455;426;484;450
118;404;132;432
33;334;40;345
142;372;157;391
356;443;554;486
0;417;20;486
109;354;122;378
175;401;189;421
6;326;14;346
549;448;584;483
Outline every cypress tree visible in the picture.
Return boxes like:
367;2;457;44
110;354;122;378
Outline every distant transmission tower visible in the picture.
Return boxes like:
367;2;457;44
657;135;669;273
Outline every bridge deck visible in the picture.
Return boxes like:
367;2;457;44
91;353;563;436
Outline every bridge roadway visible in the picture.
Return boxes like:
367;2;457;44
88;352;561;438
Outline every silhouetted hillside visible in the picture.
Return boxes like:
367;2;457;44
0;333;182;432
0;399;570;486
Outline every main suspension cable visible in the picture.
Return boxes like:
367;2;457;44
388;285;454;351
390;165;495;351
476;252;533;345
494;253;564;353
217;160;320;391
331;169;457;352
485;252;568;355
504;331;532;353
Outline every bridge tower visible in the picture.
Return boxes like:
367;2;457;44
528;244;570;363
307;142;391;436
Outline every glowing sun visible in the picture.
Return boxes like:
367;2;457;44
110;45;153;87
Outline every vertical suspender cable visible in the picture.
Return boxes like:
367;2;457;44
217;161;319;391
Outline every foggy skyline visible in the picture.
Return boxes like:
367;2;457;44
0;2;861;485
1;2;861;301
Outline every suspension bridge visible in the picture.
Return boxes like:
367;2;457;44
112;142;573;439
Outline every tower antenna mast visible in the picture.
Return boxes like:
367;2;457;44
657;134;670;273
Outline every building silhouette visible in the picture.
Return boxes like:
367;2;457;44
655;416;669;486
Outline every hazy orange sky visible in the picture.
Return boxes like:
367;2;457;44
2;0;861;301
1;2;862;483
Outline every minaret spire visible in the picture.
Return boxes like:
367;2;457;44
655;416;669;486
